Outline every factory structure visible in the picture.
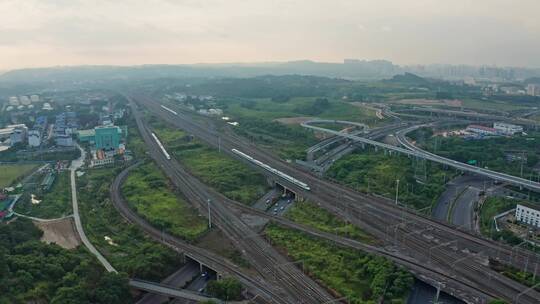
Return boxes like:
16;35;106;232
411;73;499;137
465;122;524;137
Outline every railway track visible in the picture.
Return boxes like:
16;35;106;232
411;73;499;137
127;101;335;304
130;94;540;303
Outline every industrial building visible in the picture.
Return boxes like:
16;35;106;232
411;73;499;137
466;124;497;136
515;204;540;228
54;112;78;147
9;125;28;146
493;122;523;135
77;129;96;143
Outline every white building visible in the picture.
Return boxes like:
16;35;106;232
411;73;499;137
526;84;540;96
493;122;523;135
28;130;41;147
8;96;19;106
42;103;53;111
516;204;540;228
19;95;31;105
30;95;40;102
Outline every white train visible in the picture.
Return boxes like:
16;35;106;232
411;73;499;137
161;105;178;116
231;149;310;191
151;132;171;160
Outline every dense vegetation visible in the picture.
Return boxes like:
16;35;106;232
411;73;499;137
15;172;72;218
285;201;373;243
122;162;207;241
206;278;243;301
0;218;131;304
77;167;183;280
327;149;454;210
410;128;540;178
151;122;268;205
266;224;413;303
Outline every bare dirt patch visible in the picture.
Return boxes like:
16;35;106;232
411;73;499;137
34;217;81;249
274;116;313;125
393;99;463;107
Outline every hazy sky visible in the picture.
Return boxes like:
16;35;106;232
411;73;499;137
1;0;540;71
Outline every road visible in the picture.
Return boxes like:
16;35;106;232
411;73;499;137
432;175;488;230
70;144;117;273
132;95;540;303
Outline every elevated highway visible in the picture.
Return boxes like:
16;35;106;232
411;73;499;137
301;120;540;192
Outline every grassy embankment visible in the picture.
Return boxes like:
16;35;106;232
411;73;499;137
285;201;373;244
122;162;207;241
14;172;72;218
326;149;454;210
149;119;268;205
266;224;413;303
0;163;38;188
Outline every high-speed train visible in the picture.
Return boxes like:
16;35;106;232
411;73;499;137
231;148;310;191
161;105;178;116
151;132;171;160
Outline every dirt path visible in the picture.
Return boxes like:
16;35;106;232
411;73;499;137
34;217;81;249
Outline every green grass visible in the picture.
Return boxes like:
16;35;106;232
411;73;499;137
326;149;454;210
122;162;207;241
151;123;269;205
0;163;38;188
77;167;184;280
461;98;529;112
266;224;413;303
14;171;72;218
285;201;373;244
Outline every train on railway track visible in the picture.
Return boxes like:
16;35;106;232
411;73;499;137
151;132;171;160
232;148;310;191
161;104;178;115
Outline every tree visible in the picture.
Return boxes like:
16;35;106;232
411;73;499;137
206;278;243;301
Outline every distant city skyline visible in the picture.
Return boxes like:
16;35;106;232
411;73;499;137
1;0;540;71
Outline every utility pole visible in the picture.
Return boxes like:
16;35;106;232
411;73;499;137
395;179;400;205
207;199;212;228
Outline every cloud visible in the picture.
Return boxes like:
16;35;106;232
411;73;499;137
1;0;540;69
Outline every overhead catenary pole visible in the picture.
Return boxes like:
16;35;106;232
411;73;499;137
207;199;212;228
395;179;400;205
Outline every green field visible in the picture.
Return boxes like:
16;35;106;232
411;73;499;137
151;122;269;205
285;201;373;244
0;163;38;188
122;162;207;241
266;224;413;303
14;171;72;218
326;149;454;210
77;167;183;280
220;97;377;122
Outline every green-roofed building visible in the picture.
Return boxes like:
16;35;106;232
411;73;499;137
77;129;96;143
95;125;122;151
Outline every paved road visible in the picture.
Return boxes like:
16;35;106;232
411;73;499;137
70;144;117;273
